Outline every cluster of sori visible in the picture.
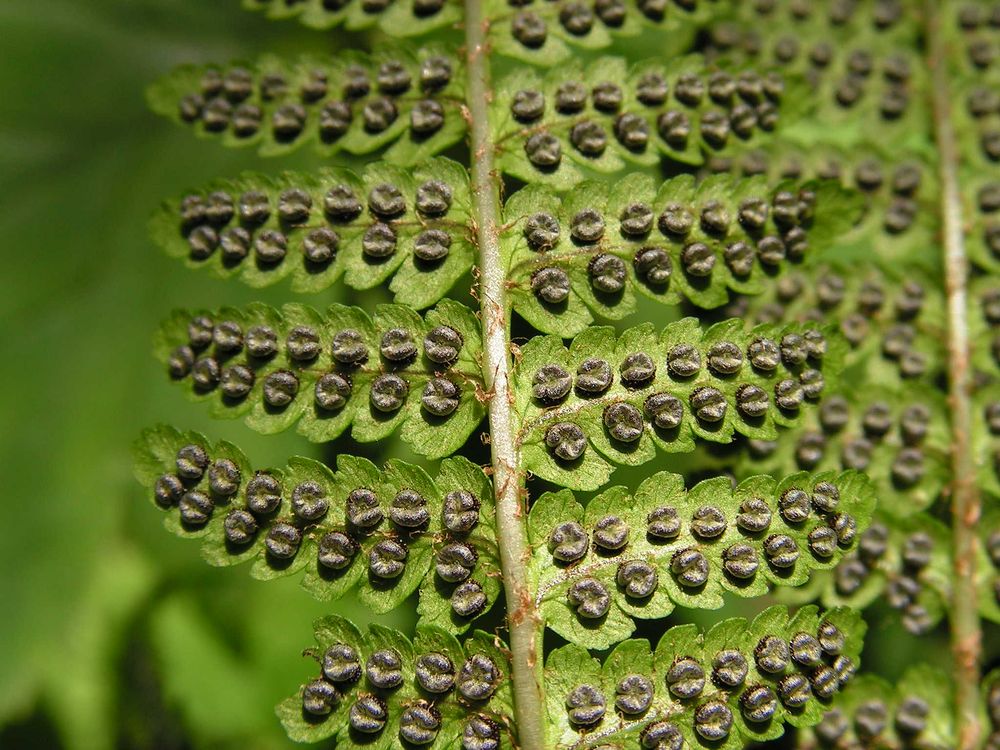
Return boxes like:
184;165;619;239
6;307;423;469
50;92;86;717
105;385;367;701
277;617;511;746
957;2;1000;72
778;393;940;492
963;9;1000;266
529;471;873;647
707;149;928;242
497;59;785;178
975;290;1000;617
544;606;864;748
956;3;1000;163
706;0;919;123
730;266;939;381
497;0;711;56
151;50;463;158
514;319;835;487
809;664;950;747
156;158;472;303
247;0;456;29
138;428;500;624
833;521;942;634
500;171;852;335
988;527;1000;607
735;0;907;30
159;301;482;457
979;180;1000;260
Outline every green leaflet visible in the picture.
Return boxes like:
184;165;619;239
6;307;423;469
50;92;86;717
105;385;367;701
501;173;861;335
970;277;1000;381
241;0;463;37
146;46;466;163
154;300;484;458
493;55;794;187
978;505;1000;625
514;318;845;490
704;144;942;274
708;2;931;156
543;605;866;749
735;384;950;518
528;470;875;649
800;665;956;749
727;263;947;387
948;5;1000;273
485;0;716;65
133;425;500;632
149;158;473;307
276;616;513;745
781;511;953;637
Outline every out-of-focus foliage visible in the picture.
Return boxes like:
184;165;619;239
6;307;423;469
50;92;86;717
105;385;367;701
0;2;398;748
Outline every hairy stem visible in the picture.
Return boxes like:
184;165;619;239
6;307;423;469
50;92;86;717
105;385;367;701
926;4;982;747
463;4;546;749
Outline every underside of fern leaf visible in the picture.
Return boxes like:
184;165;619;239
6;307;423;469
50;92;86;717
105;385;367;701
131;1;1000;748
151;158;473;305
134;426;500;631
155;300;483;457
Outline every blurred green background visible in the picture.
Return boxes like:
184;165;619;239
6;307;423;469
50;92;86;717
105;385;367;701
0;2;411;748
1;2;994;748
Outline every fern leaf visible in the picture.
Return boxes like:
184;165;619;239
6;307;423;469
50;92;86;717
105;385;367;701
493;55;795;186
134;426;500;631
527;470;874;649
544;604;866;748
705;144;941;274
147;47;465;163
514;318;845;490
978;504;1000;625
788;511;952;637
708;2;930;154
737;384;949;518
276;615;512;744
150;158;472;306
724;263;946;386
501;172;861;335
242;0;462;36
154;301;484;459
949;6;1000;275
801;665;955;749
486;0;718;65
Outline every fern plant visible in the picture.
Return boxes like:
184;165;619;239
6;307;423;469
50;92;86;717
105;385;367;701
133;1;999;748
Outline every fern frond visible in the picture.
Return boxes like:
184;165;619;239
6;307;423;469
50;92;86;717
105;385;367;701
155;301;483;459
242;0;462;36
527;470;874;649
965;163;1000;273
502;172;860;336
151;158;472;306
493;55;794;186
704;144;940;273
514;318;844;490
800;665;955;749
708;1;930;153
776;511;956;636
486;0;718;65
737;384;948;518
544;604;866;748
277;615;512;744
723;263;946;385
147;47;465;163
134;426;499;630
